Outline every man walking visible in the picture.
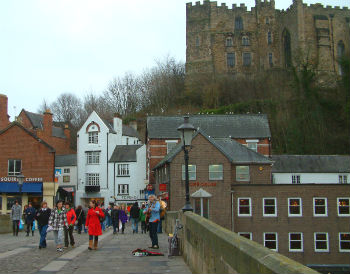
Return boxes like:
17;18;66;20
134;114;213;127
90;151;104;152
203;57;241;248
24;202;36;236
130;202;140;234
10;200;22;236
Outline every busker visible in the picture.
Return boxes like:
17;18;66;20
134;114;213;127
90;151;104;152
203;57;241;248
10;200;22;236
119;205;128;234
111;205;119;235
85;200;105;250
130;202;140;234
35;201;51;249
139;204;147;234
24;202;36;236
144;195;160;249
75;205;85;234
48;200;68;252
64;202;76;248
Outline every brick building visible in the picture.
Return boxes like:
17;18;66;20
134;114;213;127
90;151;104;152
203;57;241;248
186;0;349;78
146;114;271;185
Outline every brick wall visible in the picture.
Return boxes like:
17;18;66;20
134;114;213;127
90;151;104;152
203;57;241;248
0;125;55;182
235;138;270;156
0;94;10;130
232;184;350;265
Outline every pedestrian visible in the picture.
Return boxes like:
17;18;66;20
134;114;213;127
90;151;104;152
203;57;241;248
130;202;140;234
83;206;89;233
139;204;146;234
24;202;36;236
64;202;76;248
75;205;85;234
10;200;22;236
143;195;160;249
85;200;104;250
35;201;51;249
111;205;119;234
48;200;68;252
119;205;128;234
106;204;112;228
100;204;106;231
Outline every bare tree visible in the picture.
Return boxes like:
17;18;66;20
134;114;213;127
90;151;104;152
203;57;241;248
50;93;83;127
37;99;50;114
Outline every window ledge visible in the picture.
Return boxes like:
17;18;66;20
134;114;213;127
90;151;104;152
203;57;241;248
117;175;130;178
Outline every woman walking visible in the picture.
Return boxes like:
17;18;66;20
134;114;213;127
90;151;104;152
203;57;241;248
85;200;105;250
64;202;76;248
75;205;85;234
35;201;51;249
24;202;36;236
10;200;22;236
48;200;68;252
119;205;128;234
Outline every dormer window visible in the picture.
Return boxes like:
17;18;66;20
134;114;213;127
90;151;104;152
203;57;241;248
88;132;98;144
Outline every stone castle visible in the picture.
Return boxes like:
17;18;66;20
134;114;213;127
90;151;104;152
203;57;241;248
186;0;349;78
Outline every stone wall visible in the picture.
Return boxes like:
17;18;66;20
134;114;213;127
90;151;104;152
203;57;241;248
165;211;319;274
0;214;12;234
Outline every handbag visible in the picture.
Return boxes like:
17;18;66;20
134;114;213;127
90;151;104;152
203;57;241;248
75;210;83;226
46;225;53;233
19;220;24;230
32;221;36;231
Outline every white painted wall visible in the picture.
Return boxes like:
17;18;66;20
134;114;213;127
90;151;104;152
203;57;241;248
55;165;77;188
273;173;350;184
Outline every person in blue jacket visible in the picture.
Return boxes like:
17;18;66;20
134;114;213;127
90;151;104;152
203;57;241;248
143;195;160;249
24;202;36;236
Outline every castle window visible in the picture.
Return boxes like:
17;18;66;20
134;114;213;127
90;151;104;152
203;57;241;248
337;40;345;75
282;28;292;68
266;17;270;24
243;52;251;66
227;52;235;68
242;36;250;46
268;31;272;44
195;36;200;47
235;17;243;31
269;53;273;67
226;37;233;47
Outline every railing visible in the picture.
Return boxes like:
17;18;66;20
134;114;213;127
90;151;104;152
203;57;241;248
165;211;320;274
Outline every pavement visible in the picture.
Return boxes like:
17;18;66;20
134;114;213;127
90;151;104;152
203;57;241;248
0;225;192;274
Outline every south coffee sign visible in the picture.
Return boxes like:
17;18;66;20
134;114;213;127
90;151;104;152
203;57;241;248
0;177;43;182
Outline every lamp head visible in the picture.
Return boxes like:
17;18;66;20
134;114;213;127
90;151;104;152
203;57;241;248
17;174;25;186
177;116;196;147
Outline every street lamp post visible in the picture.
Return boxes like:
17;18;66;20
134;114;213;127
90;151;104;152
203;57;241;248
177;116;196;212
17;174;25;194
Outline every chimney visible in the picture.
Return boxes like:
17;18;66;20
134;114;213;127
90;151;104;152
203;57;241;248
129;120;137;131
43;109;53;136
0;94;10;129
64;124;71;140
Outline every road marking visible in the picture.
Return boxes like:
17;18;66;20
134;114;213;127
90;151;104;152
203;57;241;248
0;247;31;259
40;261;68;272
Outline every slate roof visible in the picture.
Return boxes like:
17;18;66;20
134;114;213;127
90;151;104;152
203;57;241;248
272;155;350;173
154;129;272;170
101;119;139;138
109;145;142;162
23;110;66;138
55;154;77;167
147;114;271;139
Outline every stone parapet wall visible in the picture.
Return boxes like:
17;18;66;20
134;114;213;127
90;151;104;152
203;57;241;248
0;214;12;234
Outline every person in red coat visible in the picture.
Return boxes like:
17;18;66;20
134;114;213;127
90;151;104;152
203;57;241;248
85;200;105;250
64;202;76;248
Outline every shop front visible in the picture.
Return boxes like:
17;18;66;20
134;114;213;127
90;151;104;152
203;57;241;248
56;186;76;206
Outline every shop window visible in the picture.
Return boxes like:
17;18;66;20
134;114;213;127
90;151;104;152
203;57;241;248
193;198;209;219
7;196;22;210
339;175;348;184
264;232;278;251
313;198;327;216
338;198;350;216
166;140;178;153
236;166;249;181
238;232;252;240
339;233;350;252
64;168;70;174
86;151;100;165
8;159;21;176
314;232;329;252
292;175;300;184
88;132;98;144
118;164;130;177
86;173;100;186
238;198;251;216
182;165;196;180
226;37;233;47
63;176;70;183
263;198;277;217
288;198;302;217
227;52;235;68
209;164;223;180
289;233;303;252
118;184;129;195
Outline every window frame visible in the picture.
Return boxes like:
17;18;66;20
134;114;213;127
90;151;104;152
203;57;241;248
86;173;100;186
313;197;328;217
118;184;129;195
238;232;252;240
86;151;100;165
237;197;252;217
236;166;250;182
117;164;130;177
268;53;273;67
226;37;233;47
291;174;301;184
288;198;302;217
63;168;70;174
8;159;22;176
243;52;252;66
337;197;350;217
339;175;348;184
88;131;98;144
263;232;278;251
263;198;277;217
267;31;272;44
314;232;329;252
209;164;223;181
339;232;350;252
166;140;178;154
63;175;70;183
182;164;196;181
242;36;250;46
289;232;304;252
227;52;235;68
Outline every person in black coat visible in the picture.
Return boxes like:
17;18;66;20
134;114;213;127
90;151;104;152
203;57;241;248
24;202;36;236
35;201;51;249
75;205;85;234
111;205;119;234
130;202;140;234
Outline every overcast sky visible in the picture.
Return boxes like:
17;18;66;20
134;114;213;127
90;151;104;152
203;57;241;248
0;0;348;118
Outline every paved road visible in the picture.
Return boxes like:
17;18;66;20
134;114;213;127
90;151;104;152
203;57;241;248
0;225;191;274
